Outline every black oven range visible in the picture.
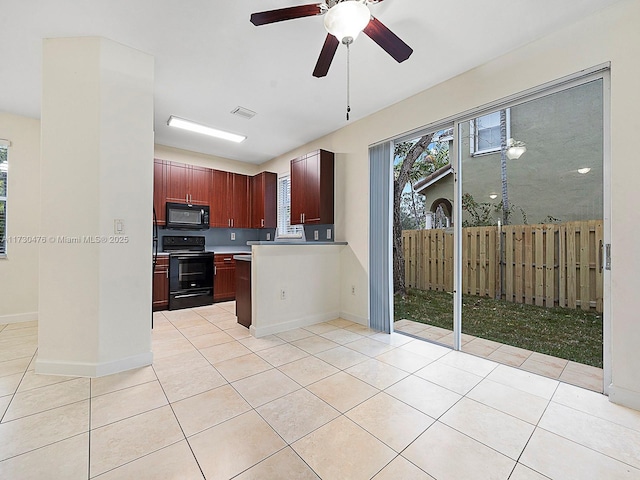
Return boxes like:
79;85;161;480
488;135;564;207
163;236;214;310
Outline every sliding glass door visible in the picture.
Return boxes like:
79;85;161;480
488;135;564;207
457;79;605;390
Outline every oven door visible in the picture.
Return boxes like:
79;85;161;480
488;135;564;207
168;252;214;310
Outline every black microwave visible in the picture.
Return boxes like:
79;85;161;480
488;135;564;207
166;202;210;230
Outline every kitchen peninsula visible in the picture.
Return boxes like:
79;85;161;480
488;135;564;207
241;241;347;337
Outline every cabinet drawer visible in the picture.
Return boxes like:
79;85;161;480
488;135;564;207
214;254;236;266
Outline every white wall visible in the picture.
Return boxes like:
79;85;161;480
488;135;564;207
250;244;344;337
260;0;640;408
0;113;40;323
154;144;261;176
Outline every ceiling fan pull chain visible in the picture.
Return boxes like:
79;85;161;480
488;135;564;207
346;40;351;121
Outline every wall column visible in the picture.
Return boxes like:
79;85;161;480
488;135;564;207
37;37;154;376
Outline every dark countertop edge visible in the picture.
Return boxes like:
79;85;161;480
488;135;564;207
246;241;347;246
234;255;252;261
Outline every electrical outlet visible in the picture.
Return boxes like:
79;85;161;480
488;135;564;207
351;285;356;296
280;289;286;300
327;229;332;240
314;230;319;240
231;232;236;241
266;233;271;240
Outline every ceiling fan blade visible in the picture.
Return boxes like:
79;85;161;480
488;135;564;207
313;34;339;78
363;16;413;63
250;4;324;26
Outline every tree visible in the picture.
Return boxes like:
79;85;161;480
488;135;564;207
393;134;434;295
499;109;510;225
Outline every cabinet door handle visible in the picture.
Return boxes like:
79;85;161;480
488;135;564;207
228;219;231;227
166;269;168;278
231;219;234;227
224;257;232;262
214;266;217;275
300;213;303;224
261;218;264;228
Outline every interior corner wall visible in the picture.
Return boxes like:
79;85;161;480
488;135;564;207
260;0;640;408
0;112;40;324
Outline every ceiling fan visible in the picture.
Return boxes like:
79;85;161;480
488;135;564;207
250;0;413;78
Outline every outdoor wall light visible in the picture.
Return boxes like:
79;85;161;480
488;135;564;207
578;167;591;174
489;194;498;199
506;138;527;160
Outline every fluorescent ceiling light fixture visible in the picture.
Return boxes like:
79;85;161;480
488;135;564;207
577;167;591;174
167;116;246;143
489;193;498;199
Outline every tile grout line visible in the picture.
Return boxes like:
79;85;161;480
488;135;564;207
151;363;208;480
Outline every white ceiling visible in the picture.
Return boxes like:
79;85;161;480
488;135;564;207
0;0;622;164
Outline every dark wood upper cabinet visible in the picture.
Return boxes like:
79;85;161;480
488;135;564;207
153;159;262;230
153;159;167;226
165;161;209;206
231;173;250;229
209;170;250;228
251;171;277;228
290;150;334;225
189;165;211;205
210;169;230;228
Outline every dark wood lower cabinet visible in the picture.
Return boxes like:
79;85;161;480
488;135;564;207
214;254;236;302
152;256;169;311
235;259;251;328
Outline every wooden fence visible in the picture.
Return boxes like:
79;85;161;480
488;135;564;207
402;220;604;312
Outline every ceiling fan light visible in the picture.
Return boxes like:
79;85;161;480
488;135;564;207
324;1;371;43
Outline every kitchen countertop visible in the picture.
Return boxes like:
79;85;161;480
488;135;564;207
206;246;251;254
246;241;347;246
155;246;251;256
233;255;252;262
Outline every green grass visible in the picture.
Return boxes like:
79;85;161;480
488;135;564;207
394;289;603;368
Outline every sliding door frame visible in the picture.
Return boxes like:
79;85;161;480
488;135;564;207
371;63;611;391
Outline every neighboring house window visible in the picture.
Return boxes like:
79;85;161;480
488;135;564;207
0;142;8;256
470;109;510;155
277;175;304;237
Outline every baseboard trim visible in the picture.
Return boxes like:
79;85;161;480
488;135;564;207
251;311;340;338
339;311;368;326
608;384;640;411
35;351;153;378
0;312;38;325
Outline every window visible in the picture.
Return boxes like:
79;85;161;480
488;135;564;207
470;109;510;155
277;175;304;237
0;142;8;256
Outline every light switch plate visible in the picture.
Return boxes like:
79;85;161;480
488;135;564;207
326;229;332;240
114;219;125;234
314;230;319;240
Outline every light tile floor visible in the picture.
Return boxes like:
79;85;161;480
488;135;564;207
1;303;639;479
394;319;604;392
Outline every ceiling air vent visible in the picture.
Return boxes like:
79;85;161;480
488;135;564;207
230;106;256;120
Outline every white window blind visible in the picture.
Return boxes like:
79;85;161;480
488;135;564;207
277;175;303;237
0;141;8;256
